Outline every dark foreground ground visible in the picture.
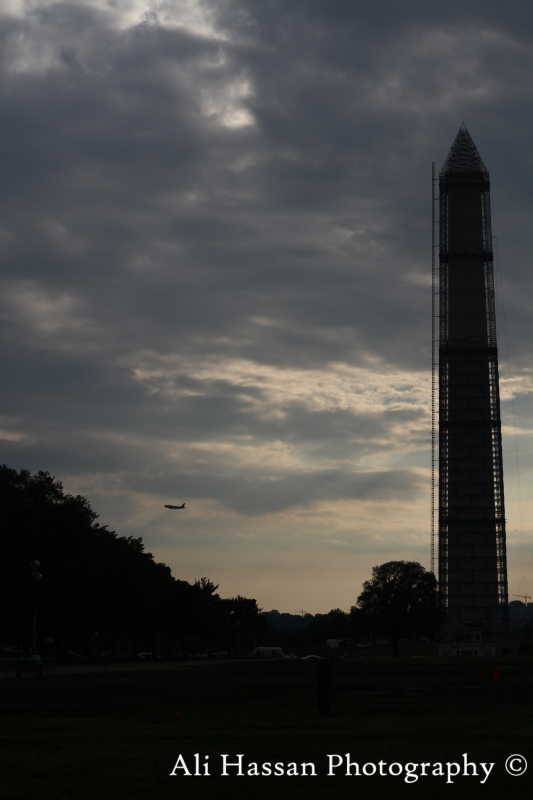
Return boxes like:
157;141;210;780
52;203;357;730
1;652;532;800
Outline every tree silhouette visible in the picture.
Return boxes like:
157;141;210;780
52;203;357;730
353;561;444;657
0;465;262;659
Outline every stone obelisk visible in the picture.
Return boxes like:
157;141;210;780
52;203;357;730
438;125;508;642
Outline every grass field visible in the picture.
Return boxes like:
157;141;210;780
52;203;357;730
2;652;532;799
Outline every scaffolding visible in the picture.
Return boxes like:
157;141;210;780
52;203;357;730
431;162;436;575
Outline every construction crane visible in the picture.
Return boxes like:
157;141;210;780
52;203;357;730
512;594;531;605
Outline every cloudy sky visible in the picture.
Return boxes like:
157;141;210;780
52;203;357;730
1;0;532;613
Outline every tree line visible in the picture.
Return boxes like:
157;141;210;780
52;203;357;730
0;466;265;659
1;465;444;660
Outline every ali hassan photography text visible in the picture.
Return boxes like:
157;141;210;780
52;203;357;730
1;2;532;799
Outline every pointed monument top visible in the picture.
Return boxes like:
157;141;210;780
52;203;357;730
440;124;489;178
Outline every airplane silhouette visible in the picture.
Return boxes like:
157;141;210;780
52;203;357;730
164;503;185;510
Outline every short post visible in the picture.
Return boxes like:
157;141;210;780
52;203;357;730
104;657;108;714
317;659;332;716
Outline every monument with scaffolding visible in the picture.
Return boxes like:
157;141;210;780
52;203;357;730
431;125;508;642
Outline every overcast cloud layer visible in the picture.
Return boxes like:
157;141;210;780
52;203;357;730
1;0;532;612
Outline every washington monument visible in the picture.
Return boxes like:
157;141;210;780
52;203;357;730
437;125;508;642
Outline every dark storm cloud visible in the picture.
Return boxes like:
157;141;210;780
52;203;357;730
0;0;532;540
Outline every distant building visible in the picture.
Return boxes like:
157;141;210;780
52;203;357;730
439;644;496;657
254;646;283;659
509;600;533;622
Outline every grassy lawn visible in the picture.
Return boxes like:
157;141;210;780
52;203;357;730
1;654;532;799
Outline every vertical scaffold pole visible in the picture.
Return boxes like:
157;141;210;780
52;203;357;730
431;162;436;575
